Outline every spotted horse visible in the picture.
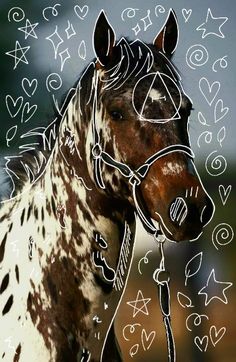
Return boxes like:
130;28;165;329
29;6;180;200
0;9;214;362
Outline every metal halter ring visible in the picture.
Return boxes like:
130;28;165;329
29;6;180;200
153;268;170;286
129;171;142;186
92;143;102;159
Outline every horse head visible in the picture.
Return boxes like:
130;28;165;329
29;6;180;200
90;10;214;242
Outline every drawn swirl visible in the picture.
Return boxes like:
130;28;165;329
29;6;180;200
212;223;234;250
186;44;209;70
8;7;25;22
205;150;227;177
46;73;62;92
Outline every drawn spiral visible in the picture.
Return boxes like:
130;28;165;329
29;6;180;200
212;223;234;250
8;7;25;22
155;5;165;16
186;44;209;70
46;73;62;92
205;150;227;176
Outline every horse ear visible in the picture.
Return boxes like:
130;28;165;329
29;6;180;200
153;9;179;56
93;10;116;67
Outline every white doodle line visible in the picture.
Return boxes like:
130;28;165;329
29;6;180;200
186;313;209;332
42;3;61;22
186;44;209;70
5;41;30;69
121;8;139;21
126;289;151;318
122;323;141;341
46;26;63;59
113;222;132;291
212;55;228;73
138;250;152;275
22;78;38;97
199;77;220;106
59;48;70;71
21;102;38;123
140;9;152;32
18;19;39;39
209;325;226;346
6;125;18;147
8;7;25;22
194;335;208;352
198;269;233;306
205;150;227;177
65;20;76;39
141;328;156;351
214;99;229;123
46;72;62;92
212;223;234;250
74;5;89;20
185;251;203;286
154;5;165;17
78;40;87;60
177;292;194;308
197;131;212;148
5;95;23;118
196;8;228;39
182;8;192;23
218;185;232;206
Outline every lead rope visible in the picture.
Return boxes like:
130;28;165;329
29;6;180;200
153;236;176;362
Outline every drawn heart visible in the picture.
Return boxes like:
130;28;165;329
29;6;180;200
199;77;220;106
5;95;23;118
194;335;208;352
21;102;37;123
74;5;89;20
22;78;38;97
214;99;229;123
219;185;232;206
182;8;192;22
141;329;156;351
209;325;226;346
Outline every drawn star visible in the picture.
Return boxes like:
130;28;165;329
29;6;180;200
5;41;30;70
127;290;151;317
196;8;228;39
141;10;152;31
198;269;233;306
18;19;39;39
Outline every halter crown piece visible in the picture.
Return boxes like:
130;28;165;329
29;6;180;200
91;69;194;362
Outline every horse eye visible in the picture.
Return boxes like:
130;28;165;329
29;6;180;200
110;111;123;121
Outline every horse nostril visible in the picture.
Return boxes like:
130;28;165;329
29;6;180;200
200;197;214;226
169;197;188;226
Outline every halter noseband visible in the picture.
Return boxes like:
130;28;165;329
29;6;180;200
91;70;194;362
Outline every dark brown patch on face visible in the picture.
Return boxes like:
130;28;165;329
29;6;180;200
0;233;7;263
2;294;13;315
0;273;9;294
13;344;21;362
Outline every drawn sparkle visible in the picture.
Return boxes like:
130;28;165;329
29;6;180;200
46;26;63;59
198;269;233;306
196;8;228;39
132;23;141;36
141;10;152;31
18;18;39;39
59;48;70;72
5;41;30;69
127;290;151;317
65;20;76;39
